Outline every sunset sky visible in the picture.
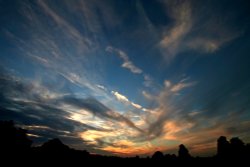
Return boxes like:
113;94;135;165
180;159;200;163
0;0;250;156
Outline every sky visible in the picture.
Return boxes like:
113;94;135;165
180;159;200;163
0;0;250;157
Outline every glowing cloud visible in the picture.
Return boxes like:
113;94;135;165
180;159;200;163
111;91;129;103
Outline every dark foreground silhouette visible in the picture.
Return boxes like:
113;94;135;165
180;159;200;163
0;120;249;165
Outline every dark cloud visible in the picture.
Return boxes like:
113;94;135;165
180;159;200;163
0;74;113;148
0;72;144;151
60;96;144;133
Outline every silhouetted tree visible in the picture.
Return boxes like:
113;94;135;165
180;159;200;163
230;137;245;158
217;136;230;158
178;144;191;159
152;151;164;160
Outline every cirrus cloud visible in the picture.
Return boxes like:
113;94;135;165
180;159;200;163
106;46;142;74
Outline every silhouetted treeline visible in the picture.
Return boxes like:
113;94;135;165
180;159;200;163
0;120;249;165
217;136;250;159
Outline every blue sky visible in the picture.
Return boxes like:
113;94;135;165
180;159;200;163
0;0;250;156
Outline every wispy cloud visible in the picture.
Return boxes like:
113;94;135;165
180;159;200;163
131;102;142;110
79;129;152;155
111;91;129;103
164;80;171;88
143;75;154;87
106;47;158;89
111;91;143;110
106;46;142;74
0;74;146;152
8;1;122;106
163;78;197;93
61;96;144;133
159;0;192;59
37;0;92;49
186;34;240;53
96;84;107;91
138;77;198;141
170;81;196;92
159;0;241;60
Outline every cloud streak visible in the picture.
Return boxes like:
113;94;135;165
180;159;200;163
159;0;192;58
37;0;92;49
159;0;241;60
106;46;142;74
111;91;144;110
111;91;129;103
61;96;144;133
169;79;196;93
